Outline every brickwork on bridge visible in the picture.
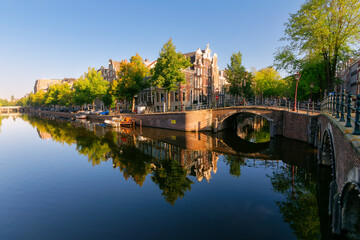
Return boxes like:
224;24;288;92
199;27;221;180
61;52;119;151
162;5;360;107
282;111;315;143
318;114;360;192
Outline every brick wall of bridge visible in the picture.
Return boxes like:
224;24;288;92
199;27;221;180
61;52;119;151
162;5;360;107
282;111;315;143
318;115;360;192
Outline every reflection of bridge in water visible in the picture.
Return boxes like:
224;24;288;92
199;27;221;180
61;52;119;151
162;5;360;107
30;114;315;183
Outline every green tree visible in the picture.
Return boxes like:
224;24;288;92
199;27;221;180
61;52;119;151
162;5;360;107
150;39;191;111
73;77;91;108
226;51;253;101
115;54;149;112
274;0;360;94
102;86;116;114
253;67;287;98
57;83;73;106
74;68;109;110
32;90;46;106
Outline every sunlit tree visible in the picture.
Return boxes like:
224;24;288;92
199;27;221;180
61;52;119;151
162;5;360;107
150;39;191;111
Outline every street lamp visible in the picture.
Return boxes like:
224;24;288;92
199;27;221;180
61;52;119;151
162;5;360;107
310;82;314;103
293;72;301;111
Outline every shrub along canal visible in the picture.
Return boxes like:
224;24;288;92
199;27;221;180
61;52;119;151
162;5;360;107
0;114;334;239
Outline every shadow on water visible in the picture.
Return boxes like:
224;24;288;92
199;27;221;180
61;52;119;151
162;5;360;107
15;114;338;238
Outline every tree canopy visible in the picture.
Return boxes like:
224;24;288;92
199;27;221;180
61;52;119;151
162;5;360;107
253;67;287;98
114;54;149;111
274;0;360;95
150;39;191;110
73;67;109;109
226;51;253;99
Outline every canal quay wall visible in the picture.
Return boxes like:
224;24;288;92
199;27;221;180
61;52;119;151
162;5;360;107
28;107;317;144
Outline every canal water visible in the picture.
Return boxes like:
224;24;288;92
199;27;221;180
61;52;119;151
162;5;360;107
0;114;331;240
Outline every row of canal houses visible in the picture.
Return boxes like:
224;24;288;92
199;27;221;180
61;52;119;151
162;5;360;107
97;44;230;111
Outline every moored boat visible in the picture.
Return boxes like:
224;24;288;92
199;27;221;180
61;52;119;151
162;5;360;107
104;117;135;128
75;114;87;119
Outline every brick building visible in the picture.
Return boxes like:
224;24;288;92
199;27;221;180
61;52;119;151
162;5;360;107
97;59;122;83
337;57;360;94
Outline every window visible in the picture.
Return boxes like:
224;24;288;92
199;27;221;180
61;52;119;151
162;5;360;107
175;92;179;102
183;90;186;101
156;92;159;102
161;92;164;102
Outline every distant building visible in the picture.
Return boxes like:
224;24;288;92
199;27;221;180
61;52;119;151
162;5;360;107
33;78;76;93
337;57;360;94
98;59;122;83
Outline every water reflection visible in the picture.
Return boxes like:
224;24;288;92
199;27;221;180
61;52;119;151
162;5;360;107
236;114;270;143
15;114;329;238
269;165;320;239
0;115;10;133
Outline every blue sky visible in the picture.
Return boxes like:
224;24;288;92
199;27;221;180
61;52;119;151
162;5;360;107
0;0;302;99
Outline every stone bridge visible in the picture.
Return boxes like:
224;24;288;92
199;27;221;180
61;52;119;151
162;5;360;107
0;106;26;114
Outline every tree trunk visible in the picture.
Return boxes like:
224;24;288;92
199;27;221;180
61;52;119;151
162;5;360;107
167;91;171;111
132;97;135;113
116;99;119;113
92;100;95;111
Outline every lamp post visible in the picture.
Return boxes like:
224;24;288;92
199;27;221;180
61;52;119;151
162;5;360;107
293;72;301;111
310;82;314;106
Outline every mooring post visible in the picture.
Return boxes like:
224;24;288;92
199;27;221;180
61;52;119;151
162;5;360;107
340;91;345;122
345;93;352;128
336;93;340;118
353;95;360;135
307;102;309;115
332;93;336;116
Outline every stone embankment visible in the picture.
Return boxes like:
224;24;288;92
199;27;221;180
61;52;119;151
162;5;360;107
29;109;116;121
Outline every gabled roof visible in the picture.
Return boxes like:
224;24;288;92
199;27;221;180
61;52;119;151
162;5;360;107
110;59;121;71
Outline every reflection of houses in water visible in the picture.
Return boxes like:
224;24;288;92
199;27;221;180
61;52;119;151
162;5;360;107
37;129;52;139
137;138;219;182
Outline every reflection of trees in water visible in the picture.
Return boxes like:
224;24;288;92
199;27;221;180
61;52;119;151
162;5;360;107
224;155;245;177
237;115;270;143
0;115;10;133
22;115;194;205
112;145;153;187
152;158;193;205
269;165;320;240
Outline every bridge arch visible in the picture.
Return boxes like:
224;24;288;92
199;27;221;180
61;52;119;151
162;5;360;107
216;110;275;137
319;126;336;175
314;122;322;148
340;178;360;238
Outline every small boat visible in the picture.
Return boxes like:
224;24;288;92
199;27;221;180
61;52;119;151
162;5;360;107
104;117;135;128
75;114;87;119
104;119;119;127
114;117;135;128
